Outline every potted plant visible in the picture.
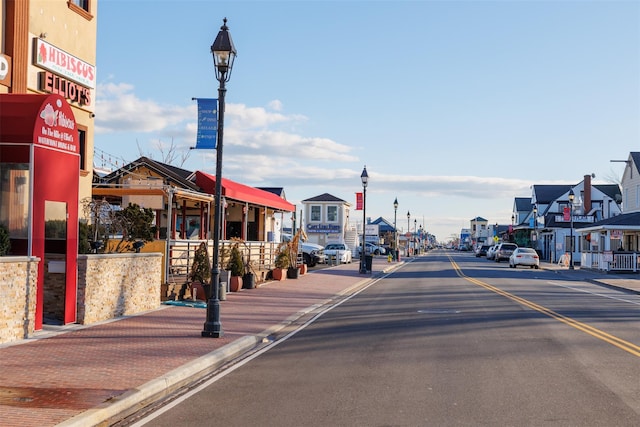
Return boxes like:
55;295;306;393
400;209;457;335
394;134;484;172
189;242;211;300
227;243;244;292
286;234;301;279
243;256;256;289
298;262;308;275
272;244;289;281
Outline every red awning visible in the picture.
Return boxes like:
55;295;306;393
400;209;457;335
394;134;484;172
0;94;78;153
195;171;294;212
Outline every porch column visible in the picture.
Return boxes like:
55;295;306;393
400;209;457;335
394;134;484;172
242;204;248;240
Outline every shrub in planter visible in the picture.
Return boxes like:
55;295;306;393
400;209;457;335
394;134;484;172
272;244;289;281
227;243;244;291
190;242;211;299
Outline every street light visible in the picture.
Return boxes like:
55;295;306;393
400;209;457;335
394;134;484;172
407;211;410;256
359;166;369;274
202;18;237;338
532;206;537;248
393;198;398;259
568;189;575;270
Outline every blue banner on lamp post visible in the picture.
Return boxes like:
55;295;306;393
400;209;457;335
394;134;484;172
193;98;218;149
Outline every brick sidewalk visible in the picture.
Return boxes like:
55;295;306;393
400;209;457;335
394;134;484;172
0;257;398;427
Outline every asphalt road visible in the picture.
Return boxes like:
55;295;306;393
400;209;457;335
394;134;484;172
139;250;640;426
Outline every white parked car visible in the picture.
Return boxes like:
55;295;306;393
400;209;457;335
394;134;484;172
300;242;326;267
357;242;386;256
324;243;353;264
486;245;497;260
509;247;540;269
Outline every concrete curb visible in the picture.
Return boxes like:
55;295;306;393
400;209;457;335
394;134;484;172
56;335;259;427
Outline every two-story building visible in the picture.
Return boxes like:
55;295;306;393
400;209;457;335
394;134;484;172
470;216;489;248
513;174;622;266
1;0;97;330
300;193;355;248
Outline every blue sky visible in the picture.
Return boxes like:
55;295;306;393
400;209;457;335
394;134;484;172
95;0;640;242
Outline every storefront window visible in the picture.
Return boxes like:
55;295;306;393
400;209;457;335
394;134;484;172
0;164;30;238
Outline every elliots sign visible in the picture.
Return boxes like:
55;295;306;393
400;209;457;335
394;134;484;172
34;38;95;106
35;96;78;154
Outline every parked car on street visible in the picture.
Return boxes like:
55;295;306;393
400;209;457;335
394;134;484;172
475;245;491;257
300;242;325;267
486;245;497;260
324;243;353;264
494;243;518;262
509;247;540;269
357;242;386;256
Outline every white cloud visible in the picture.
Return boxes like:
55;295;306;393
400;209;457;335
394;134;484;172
94;83;193;134
93;82;564;241
226;103;306;129
267;100;283;111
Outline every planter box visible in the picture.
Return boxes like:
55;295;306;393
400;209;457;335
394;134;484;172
272;268;286;281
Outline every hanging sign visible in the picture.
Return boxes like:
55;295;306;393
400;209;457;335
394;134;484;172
355;192;363;210
192;98;218;149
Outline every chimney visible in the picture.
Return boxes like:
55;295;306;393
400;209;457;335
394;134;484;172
584;174;592;214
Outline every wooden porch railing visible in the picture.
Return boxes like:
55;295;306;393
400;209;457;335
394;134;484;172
166;239;281;285
581;252;639;273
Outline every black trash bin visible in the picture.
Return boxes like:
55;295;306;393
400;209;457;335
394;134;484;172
365;255;373;271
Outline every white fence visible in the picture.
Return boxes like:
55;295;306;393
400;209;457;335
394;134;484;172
581;252;640;273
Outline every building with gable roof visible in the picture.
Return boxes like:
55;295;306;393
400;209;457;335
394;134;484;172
512;175;622;265
301;193;355;248
578;152;640;271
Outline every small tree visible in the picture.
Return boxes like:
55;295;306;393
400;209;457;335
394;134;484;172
190;242;211;284
274;243;290;269
227;243;244;277
110;203;156;252
78;221;91;254
0;224;10;256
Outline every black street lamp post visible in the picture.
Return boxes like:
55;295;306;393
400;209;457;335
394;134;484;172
532;206;538;248
407;211;410;255
568;189;575;270
359;166;369;274
393;198;398;259
203;18;236;338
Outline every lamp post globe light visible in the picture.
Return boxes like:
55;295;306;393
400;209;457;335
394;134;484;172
359;166;369;274
393;198;398;260
202;18;237;338
568;189;575;270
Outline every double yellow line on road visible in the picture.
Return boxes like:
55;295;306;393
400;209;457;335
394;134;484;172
449;257;640;358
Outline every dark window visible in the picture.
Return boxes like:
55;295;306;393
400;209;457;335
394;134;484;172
78;127;87;170
72;0;89;12
68;0;93;19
